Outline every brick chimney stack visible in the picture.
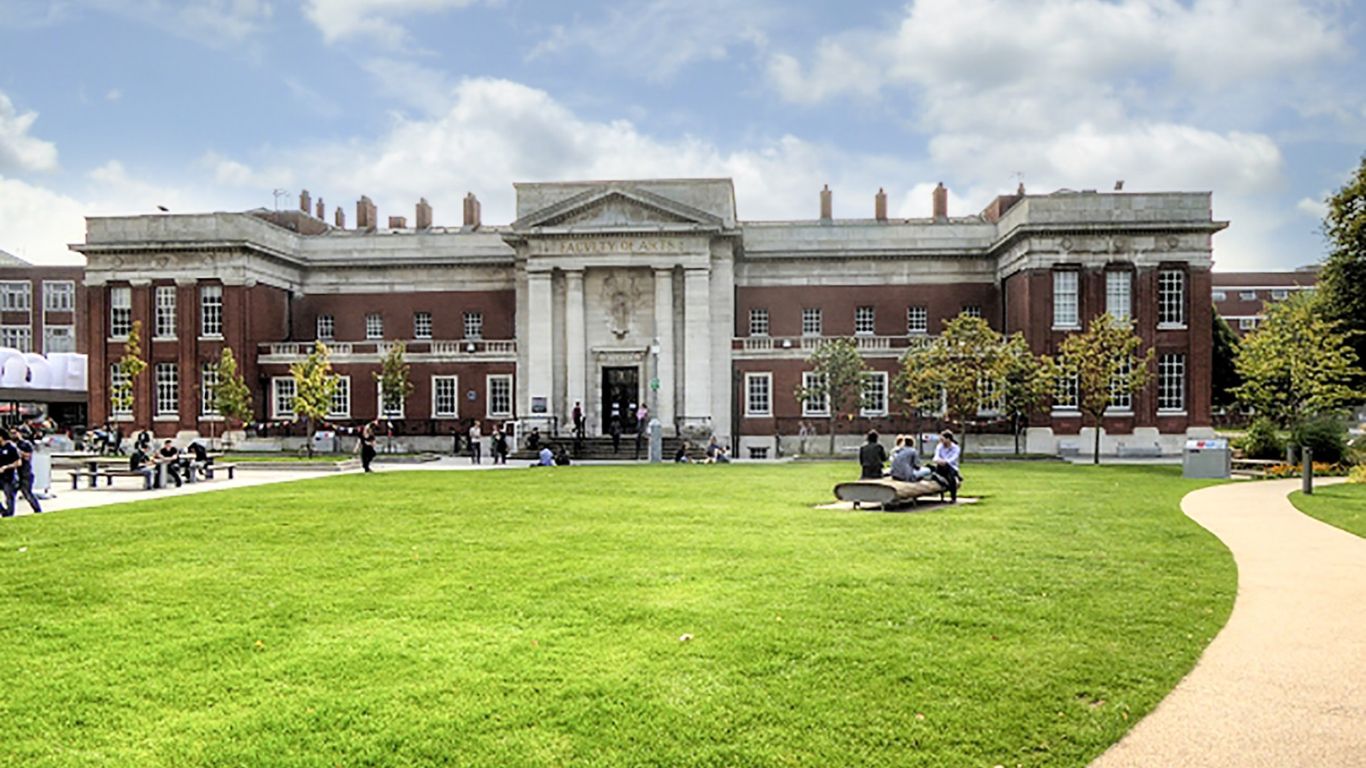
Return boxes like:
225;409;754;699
875;187;887;222
299;189;311;214
335;206;346;228
388;216;407;229
415;198;433;230
819;184;832;221
357;195;377;231
932;182;948;220
315;197;325;219
463;192;481;228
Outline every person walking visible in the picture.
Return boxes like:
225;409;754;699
634;404;648;460
359;422;377;473
492;426;509;465
468;421;483;464
572;401;584;440
610;417;622;454
0;432;29;517
11;429;43;512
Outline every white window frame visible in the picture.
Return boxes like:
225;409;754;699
200;284;223;338
431;375;460;419
1105;270;1132;321
486;374;513;418
154;362;178;420
1158;353;1186;413
860;371;888;417
1159;269;1187;328
960;305;982;319
801;307;822;337
43;325;75;354
110;286;132;338
154;285;176;339
1238;290;1257;301
200;360;220;418
1238;317;1257;331
43;280;75;313
271;377;297;420
906;306;928;335
376;379;403;419
1211;290;1228;302
0;281;31;312
463;311;484;341
329;375;351;419
316;314;334;341
110;366;132;418
745;372;773;417
1108;358;1133;413
801;371;829;417
976;376;1003;416
1271;289;1289;301
854;306;876;336
748;307;769;337
1054;369;1079;413
1053;270;1079;329
413;311;433;340
1;325;32;352
365;313;384;341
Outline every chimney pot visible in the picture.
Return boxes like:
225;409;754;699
819;184;833;221
932;182;948;220
299;189;311;214
335;206;346;228
388;216;407;229
874;187;888;222
416;197;433;230
463;192;481;228
356;195;377;231
315;197;325;219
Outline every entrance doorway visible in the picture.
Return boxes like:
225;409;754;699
601;366;640;435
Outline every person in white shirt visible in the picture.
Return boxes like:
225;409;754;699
931;430;962;501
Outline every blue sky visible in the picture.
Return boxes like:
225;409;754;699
0;0;1362;268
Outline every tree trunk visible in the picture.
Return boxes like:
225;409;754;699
828;415;836;457
1014;415;1022;455
1092;415;1102;465
305;417;315;458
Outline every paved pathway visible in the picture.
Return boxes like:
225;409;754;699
1091;478;1366;767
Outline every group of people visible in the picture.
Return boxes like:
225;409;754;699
127;437;213;488
0;427;42;516
860;429;962;501
461;421;511;465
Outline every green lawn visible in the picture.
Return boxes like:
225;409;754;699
0;464;1233;767
1290;483;1366;538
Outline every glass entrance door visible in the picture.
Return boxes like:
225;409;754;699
601;366;640;435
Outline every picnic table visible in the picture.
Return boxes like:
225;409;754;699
66;453;233;490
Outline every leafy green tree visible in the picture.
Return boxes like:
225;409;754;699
1057;313;1154;465
1233;291;1362;426
111;320;147;420
1318;154;1366;378
794;338;869;455
997;333;1057;455
290;341;339;458
375;341;414;451
212;346;253;445
1211;305;1242;411
899;314;1008;458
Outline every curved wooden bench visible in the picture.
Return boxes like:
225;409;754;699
834;478;947;510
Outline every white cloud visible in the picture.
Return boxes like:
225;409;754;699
0;175;87;264
1296;195;1327;220
303;0;480;46
105;88;122;102
199;151;296;189
87;0;274;45
0;91;59;173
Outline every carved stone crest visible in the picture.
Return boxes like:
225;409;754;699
602;273;643;340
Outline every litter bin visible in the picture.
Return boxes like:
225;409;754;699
1183;438;1230;479
312;429;337;455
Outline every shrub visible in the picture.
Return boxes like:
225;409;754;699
1238;417;1284;460
1264;462;1351;479
1349;464;1366;484
1290;415;1348;464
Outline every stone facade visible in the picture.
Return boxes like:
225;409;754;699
67;178;1227;455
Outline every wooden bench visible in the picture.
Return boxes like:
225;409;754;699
68;469;155;490
833;477;949;510
201;463;237;481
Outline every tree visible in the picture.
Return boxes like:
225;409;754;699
794;338;869;455
1318;154;1366;380
898;315;1008;458
290;341;339;458
1057;313;1154;465
374;341;413;452
110;320;147;421
1233;291;1362;427
1211;305;1242;411
997;333;1056;455
212;346;253;445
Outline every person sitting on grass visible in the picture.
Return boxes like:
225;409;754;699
704;435;722;463
554;445;572;466
674;441;692;463
889;434;931;482
859;430;886;479
537;445;553;467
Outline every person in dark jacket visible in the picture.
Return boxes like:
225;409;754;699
858;430;887;479
359;422;377;472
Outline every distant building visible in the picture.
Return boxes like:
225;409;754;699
1212;266;1319;336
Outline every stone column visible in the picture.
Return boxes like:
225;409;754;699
564;269;586;422
525;270;555;424
683;267;711;433
653;267;675;433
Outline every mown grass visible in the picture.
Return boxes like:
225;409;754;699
1290;483;1366;538
0;463;1233;767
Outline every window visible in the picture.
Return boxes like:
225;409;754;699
110;286;132;337
1158;270;1186;327
487;374;512;418
854;306;876;335
1212;290;1227;302
200;285;223;337
330;376;351;419
110;366;131;417
413;312;433;340
154;285;176;338
1158;354;1186;412
745;372;772;417
200;361;219;417
1053;270;1079;328
1109;359;1133;412
1;325;31;352
801;372;829;416
1054;368;1079;411
1239;317;1257;331
801;307;822;337
0;281;31;312
464;311;484;340
43;281;74;312
861;372;888;416
365;313;384;340
1271;289;1289;301
749;308;769;337
961;305;982;319
907;306;928;334
1106;270;1132;321
432;375;460;418
1238;290;1257;301
376;380;403;419
43;325;74;353
977;377;1003;415
154;363;178;418
316;314;334;340
272;377;296;419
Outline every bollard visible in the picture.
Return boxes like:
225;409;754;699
648;419;662;464
1302;446;1313;495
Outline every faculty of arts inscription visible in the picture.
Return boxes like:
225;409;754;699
528;237;694;256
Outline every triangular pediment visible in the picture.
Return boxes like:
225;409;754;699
513;186;724;231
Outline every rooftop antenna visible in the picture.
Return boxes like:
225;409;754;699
272;188;288;211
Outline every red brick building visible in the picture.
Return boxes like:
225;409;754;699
1212;266;1319;336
